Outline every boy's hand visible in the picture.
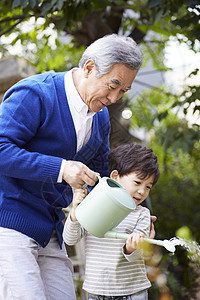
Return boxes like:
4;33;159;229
125;232;144;254
149;215;157;239
70;188;88;221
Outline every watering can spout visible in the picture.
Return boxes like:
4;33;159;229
104;230;176;253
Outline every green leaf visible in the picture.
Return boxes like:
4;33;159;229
41;2;53;14
21;0;29;8
12;0;21;8
56;0;65;10
29;0;37;8
148;0;166;9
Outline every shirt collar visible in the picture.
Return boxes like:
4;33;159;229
65;68;95;117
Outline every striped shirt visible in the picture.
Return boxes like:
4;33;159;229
63;205;151;296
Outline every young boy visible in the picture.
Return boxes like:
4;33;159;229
63;143;160;299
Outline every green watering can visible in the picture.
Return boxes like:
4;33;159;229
75;176;176;253
75;176;135;238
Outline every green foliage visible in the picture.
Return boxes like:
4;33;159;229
131;87;200;153
1;0;200;67
22;33;85;72
31;41;85;72
130;87;177;130
147;130;200;298
176;226;192;240
131;86;200;241
149;134;200;240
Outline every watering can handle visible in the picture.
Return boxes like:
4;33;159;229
81;173;101;189
104;230;165;247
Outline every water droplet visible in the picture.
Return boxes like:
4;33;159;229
169;236;200;263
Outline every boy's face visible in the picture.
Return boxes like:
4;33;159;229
111;171;154;206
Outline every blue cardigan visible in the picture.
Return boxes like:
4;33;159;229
0;71;110;248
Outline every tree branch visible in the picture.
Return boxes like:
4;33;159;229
0;18;26;36
0;15;27;23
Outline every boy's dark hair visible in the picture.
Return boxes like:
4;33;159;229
108;143;160;185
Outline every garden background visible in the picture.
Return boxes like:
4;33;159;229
0;1;200;299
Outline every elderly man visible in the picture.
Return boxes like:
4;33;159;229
0;34;142;299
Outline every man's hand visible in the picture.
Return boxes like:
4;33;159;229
149;215;157;239
63;160;99;188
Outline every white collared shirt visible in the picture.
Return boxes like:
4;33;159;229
57;69;95;182
65;69;95;152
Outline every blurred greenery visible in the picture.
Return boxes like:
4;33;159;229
131;88;200;241
132;88;200;299
131;87;200;298
149;120;200;239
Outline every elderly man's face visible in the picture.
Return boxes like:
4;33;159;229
82;60;138;112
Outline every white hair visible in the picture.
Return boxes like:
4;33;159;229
79;34;143;77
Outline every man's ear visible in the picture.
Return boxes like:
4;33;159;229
110;170;119;181
83;59;96;78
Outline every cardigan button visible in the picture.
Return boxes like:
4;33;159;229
43;241;48;246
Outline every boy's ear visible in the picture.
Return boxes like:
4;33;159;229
110;170;119;180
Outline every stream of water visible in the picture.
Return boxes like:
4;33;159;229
169;236;200;263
